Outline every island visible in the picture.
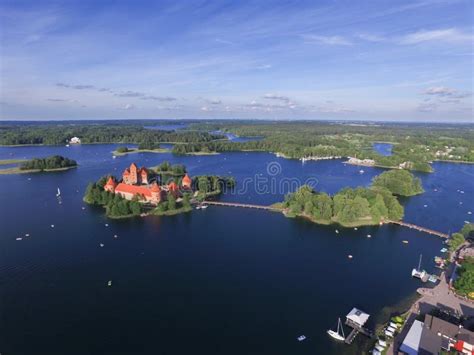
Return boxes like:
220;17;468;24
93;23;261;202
112;144;169;156
0;155;77;174
273;170;423;227
84;161;235;218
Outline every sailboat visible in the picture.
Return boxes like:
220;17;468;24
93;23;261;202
327;318;345;341
412;254;427;280
56;187;61;197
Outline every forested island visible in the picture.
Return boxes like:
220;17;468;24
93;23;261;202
275;169;422;227
0;155;77;174
113;144;169;156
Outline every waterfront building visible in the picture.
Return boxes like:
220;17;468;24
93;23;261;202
123;163;149;185
400;314;474;354
69;136;81;144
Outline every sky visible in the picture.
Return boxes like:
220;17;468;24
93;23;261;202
0;0;473;121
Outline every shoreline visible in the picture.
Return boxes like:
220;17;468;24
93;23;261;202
0;165;77;175
112;148;170;156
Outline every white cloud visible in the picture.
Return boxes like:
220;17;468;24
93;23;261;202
263;93;290;102
120;104;135;110
301;34;352;46
423;86;471;99
399;28;473;45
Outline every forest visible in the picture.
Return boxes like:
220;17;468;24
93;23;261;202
279;170;420;226
20;155;77;171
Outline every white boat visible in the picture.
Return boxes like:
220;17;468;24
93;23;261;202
297;335;306;341
107;280;112;287
195;206;202;210
327;318;345;341
56;187;61;197
201;205;208;209
384;330;394;337
359;169;365;174
412;254;427;280
335;229;339;234
112;155;117;159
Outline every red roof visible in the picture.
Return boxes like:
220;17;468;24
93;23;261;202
150;182;161;192
168;181;179;191
115;183;152;197
182;174;192;184
105;177;117;187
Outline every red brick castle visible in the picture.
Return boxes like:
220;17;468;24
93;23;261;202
104;163;192;205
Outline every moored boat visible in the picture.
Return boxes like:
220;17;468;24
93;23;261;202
327;317;345;341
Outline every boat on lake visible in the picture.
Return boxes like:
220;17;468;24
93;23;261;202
327;318;345;341
412;254;429;282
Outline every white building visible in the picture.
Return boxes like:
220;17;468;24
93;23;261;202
70;137;81;144
346;308;370;327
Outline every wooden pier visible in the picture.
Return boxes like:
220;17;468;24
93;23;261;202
344;318;376;344
203;201;278;211
386;220;449;239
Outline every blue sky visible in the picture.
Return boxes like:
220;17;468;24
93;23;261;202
0;0;472;121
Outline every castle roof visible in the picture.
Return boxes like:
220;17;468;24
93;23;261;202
182;174;192;184
150;182;161;192
105;177;117;187
115;183;152;198
168;181;179;191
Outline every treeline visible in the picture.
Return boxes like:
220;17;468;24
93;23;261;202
0;124;222;146
193;175;236;199
282;185;403;226
20;155;77;171
452;224;474;297
83;176;143;218
180;121;474;166
372;170;424;196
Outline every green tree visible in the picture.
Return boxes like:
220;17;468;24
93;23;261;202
167;194;177;210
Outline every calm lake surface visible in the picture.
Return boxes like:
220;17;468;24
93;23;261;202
0;144;472;355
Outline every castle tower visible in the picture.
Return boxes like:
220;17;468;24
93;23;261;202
150;182;162;204
104;177;117;193
129;163;138;184
182;174;192;189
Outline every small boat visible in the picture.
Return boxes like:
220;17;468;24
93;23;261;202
25;233;30;237
105;224;109;227
195;206;202;210
468;211;472;215
327;318;345;341
65;144;70;147
107;280;112;287
402;240;409;244
16;237;22;241
354;227;358;231
56;187;61;197
113;235;118;239
348;255;353;259
100;243;104;247
297;335;306;342
359;169;365;174
112;155;117;159
440;248;448;253
51;224;55;228
367;234;371;238
375;344;385;352
412;254;427;281
423;204;428;208
460;190;465;194
335;229;339;234
82;207;86;210
201;205;208;209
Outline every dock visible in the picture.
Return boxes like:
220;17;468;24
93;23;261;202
386;220;449;239
344;318;376;344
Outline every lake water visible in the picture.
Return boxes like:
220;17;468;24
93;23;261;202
373;143;393;156
0;144;472;355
